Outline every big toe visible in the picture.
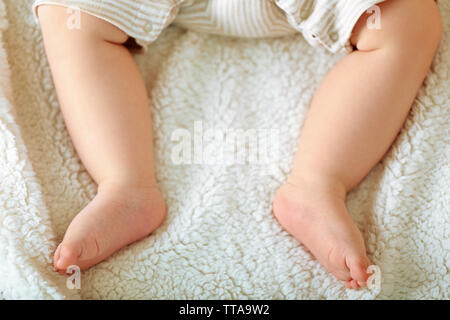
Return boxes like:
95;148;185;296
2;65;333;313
54;242;82;272
345;279;361;290
346;255;371;284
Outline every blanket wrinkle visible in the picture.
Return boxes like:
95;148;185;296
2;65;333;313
0;0;448;299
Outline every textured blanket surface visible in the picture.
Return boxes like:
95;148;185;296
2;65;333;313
0;0;448;300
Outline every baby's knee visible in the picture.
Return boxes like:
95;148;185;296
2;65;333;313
37;5;128;45
352;0;442;54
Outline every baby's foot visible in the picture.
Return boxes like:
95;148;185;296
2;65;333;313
273;178;371;289
54;183;166;271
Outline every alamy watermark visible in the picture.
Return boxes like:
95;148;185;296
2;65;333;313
366;265;382;290
66;6;81;30
170;121;280;168
63;263;381;291
66;265;81;290
367;5;382;30
62;5;382;32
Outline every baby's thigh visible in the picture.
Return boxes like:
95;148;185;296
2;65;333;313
350;0;442;52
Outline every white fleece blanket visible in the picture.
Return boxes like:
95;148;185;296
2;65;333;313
0;0;448;300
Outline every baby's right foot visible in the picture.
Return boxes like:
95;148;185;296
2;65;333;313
273;176;371;289
54;183;166;271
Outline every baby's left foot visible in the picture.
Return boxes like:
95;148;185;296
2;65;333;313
273;178;371;289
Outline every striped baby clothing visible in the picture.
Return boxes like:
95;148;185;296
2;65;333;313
33;0;387;53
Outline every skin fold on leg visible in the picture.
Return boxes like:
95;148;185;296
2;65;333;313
273;0;442;289
38;5;166;271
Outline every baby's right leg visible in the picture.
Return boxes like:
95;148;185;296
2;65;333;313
38;5;166;271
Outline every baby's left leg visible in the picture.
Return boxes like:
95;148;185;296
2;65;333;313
273;0;442;289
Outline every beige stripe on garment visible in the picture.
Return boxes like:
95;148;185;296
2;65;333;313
172;0;296;38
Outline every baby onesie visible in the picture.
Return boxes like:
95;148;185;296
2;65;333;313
33;0;387;53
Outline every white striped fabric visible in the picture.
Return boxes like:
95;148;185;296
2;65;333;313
172;0;296;38
32;0;387;53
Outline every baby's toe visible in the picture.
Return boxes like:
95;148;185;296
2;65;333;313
344;280;353;289
326;252;352;281
344;279;361;290
55;242;82;271
346;255;371;283
329;266;352;282
53;244;62;268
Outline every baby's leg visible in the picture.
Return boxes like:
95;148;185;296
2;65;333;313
38;5;166;271
273;0;442;289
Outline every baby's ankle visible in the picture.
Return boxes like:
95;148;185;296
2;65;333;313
286;170;347;201
97;176;160;197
